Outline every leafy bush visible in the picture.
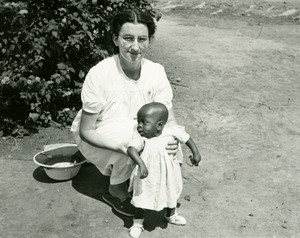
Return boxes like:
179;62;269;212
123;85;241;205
0;0;155;136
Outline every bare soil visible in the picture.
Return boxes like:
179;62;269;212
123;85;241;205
1;1;299;237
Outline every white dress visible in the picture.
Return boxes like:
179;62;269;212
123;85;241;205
71;55;176;185
129;126;190;211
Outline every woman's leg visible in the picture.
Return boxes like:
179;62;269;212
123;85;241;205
102;184;135;217
102;159;136;216
166;207;176;217
134;208;145;220
109;181;131;201
75;122;136;216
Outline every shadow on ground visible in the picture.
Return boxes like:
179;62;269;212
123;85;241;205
72;163;169;231
72;163;168;231
32;153;169;231
33;166;65;184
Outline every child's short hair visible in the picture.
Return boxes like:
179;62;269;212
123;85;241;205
139;102;169;123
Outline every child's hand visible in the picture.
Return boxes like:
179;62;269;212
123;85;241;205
189;153;201;167
139;163;148;179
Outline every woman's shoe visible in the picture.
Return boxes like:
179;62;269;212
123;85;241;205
129;219;144;238
102;193;135;217
165;212;186;226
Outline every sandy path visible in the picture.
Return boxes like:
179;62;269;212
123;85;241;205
147;9;300;237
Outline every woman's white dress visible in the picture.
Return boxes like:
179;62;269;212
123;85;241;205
71;55;177;185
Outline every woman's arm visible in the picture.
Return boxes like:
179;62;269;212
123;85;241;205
79;110;126;154
165;108;179;154
166;108;178;127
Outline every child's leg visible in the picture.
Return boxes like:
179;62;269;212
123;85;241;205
166;207;176;217
134;207;145;220
129;208;145;238
165;207;186;226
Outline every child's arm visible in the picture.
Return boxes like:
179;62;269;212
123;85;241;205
185;137;201;166
127;146;148;179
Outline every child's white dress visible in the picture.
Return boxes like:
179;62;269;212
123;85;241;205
129;126;190;211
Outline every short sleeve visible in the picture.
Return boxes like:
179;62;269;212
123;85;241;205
128;132;145;152
153;65;173;110
81;68;105;113
164;125;190;144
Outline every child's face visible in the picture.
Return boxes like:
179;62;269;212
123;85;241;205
137;112;159;138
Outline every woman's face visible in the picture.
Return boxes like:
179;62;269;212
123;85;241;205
113;22;150;65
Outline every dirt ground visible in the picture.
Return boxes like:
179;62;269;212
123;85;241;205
1;0;300;237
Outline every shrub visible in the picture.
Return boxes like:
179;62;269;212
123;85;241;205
0;0;155;136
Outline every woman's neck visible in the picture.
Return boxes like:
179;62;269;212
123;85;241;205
119;56;141;81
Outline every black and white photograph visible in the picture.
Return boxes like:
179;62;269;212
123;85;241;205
1;0;299;237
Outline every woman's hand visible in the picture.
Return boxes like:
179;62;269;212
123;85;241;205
165;137;179;155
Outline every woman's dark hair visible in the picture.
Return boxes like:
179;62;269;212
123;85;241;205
112;8;156;38
110;8;156;53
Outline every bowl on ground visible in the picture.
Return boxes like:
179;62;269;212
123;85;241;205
33;144;86;181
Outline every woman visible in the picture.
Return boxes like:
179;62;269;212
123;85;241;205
71;9;180;217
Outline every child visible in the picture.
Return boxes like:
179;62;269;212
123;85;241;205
127;102;201;238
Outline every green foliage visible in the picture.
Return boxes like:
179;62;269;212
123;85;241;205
0;0;155;136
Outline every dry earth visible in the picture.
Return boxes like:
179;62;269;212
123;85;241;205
1;0;300;237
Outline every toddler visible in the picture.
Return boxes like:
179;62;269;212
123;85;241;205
127;102;201;238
